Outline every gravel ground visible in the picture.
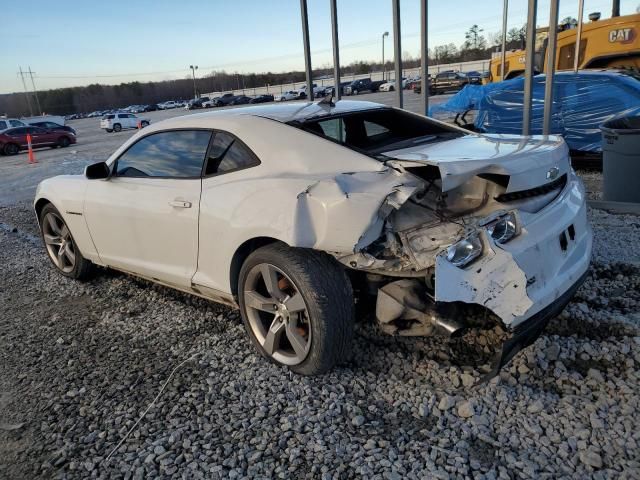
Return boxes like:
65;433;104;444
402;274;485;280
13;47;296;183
0;202;639;479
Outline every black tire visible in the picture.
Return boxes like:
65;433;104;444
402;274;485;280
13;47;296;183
353;89;359;95
58;136;70;148
39;203;94;280
238;243;354;375
105;129;113;133
141;120;149;127
113;123;122;132
389;86;394;92
3;143;19;155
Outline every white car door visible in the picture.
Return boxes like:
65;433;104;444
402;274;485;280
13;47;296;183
84;129;212;288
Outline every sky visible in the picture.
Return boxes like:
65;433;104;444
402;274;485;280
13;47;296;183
1;0;637;93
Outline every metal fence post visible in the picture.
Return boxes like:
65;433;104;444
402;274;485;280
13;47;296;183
420;0;428;115
300;0;314;100
573;0;584;72
543;0;559;135
500;0;508;80
522;0;537;136
392;0;403;108
330;0;341;100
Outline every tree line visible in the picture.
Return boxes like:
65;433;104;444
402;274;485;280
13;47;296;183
0;24;528;117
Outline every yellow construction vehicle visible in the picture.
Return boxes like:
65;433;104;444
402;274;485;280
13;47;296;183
489;12;640;82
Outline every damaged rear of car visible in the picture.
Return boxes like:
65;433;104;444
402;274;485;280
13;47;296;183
290;105;592;378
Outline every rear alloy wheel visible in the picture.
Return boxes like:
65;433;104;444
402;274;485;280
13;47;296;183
238;243;354;375
58;136;70;148
141;121;149;127
3;143;19;155
113;123;122;132
40;204;93;280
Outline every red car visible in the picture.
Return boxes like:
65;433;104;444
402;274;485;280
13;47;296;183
0;126;76;156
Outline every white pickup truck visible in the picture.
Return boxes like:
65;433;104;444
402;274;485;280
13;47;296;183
100;113;150;133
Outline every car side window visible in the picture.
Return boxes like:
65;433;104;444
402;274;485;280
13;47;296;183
0;121;7;130
204;131;260;176
9;120;23;127
116;130;211;178
317;118;346;142
10;128;27;135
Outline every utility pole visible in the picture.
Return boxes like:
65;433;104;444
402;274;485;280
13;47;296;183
573;0;584;72
18;67;34;116
189;65;199;99
612;0;620;17
27;67;42;115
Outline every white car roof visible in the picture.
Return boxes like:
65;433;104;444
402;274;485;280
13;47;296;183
157;100;387;128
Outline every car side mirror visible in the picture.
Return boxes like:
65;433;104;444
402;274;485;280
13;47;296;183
85;161;111;180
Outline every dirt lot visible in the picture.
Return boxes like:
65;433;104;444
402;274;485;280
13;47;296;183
1;95;639;479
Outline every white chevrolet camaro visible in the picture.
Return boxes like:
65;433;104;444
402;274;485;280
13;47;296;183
34;100;592;377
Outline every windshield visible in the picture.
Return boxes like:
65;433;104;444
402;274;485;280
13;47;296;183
291;108;463;155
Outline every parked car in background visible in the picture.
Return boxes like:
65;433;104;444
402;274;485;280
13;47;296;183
378;78;407;92
230;96;252;106
214;94;237;107
143;104;159;112
464;71;483;85
296;84;326;98
0;118;27;132
323;82;351;96
186;98;211;110
158;101;178;110
23;115;66;127
430;71;469;94
29;121;77;136
202;98;218;108
100;113;150;133
274;91;299;102
34;100;592;378
0;126;75;155
250;94;274;104
344;78;385;95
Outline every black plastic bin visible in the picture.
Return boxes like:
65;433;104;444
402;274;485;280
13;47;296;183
600;116;640;203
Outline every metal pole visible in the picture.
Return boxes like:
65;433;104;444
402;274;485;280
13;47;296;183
543;0;559;135
18;67;33;116
500;0;508;80
420;0;429;115
382;34;385;82
522;0;537;136
300;0;314;100
330;0;341;100
392;0;403;108
573;0;584;72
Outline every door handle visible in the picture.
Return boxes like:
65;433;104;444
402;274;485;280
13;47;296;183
169;200;192;208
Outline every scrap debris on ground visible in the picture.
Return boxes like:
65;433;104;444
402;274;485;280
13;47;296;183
0;200;638;479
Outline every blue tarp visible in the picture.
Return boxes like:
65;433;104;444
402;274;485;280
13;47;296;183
429;71;640;152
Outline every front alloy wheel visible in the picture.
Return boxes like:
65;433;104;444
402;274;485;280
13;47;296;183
238;243;354;375
39;204;93;279
42;211;76;273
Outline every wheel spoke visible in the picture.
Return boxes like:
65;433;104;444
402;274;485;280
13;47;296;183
46;215;62;235
286;323;308;359
260;264;282;300
244;290;276;313
262;317;285;355
64;245;76;265
284;293;306;314
43;234;62;246
60;225;70;240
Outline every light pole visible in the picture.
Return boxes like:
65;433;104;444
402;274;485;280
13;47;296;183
189;65;199;99
382;31;389;81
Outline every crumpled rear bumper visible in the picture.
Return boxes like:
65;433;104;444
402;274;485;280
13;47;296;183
435;171;592;328
480;269;588;382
